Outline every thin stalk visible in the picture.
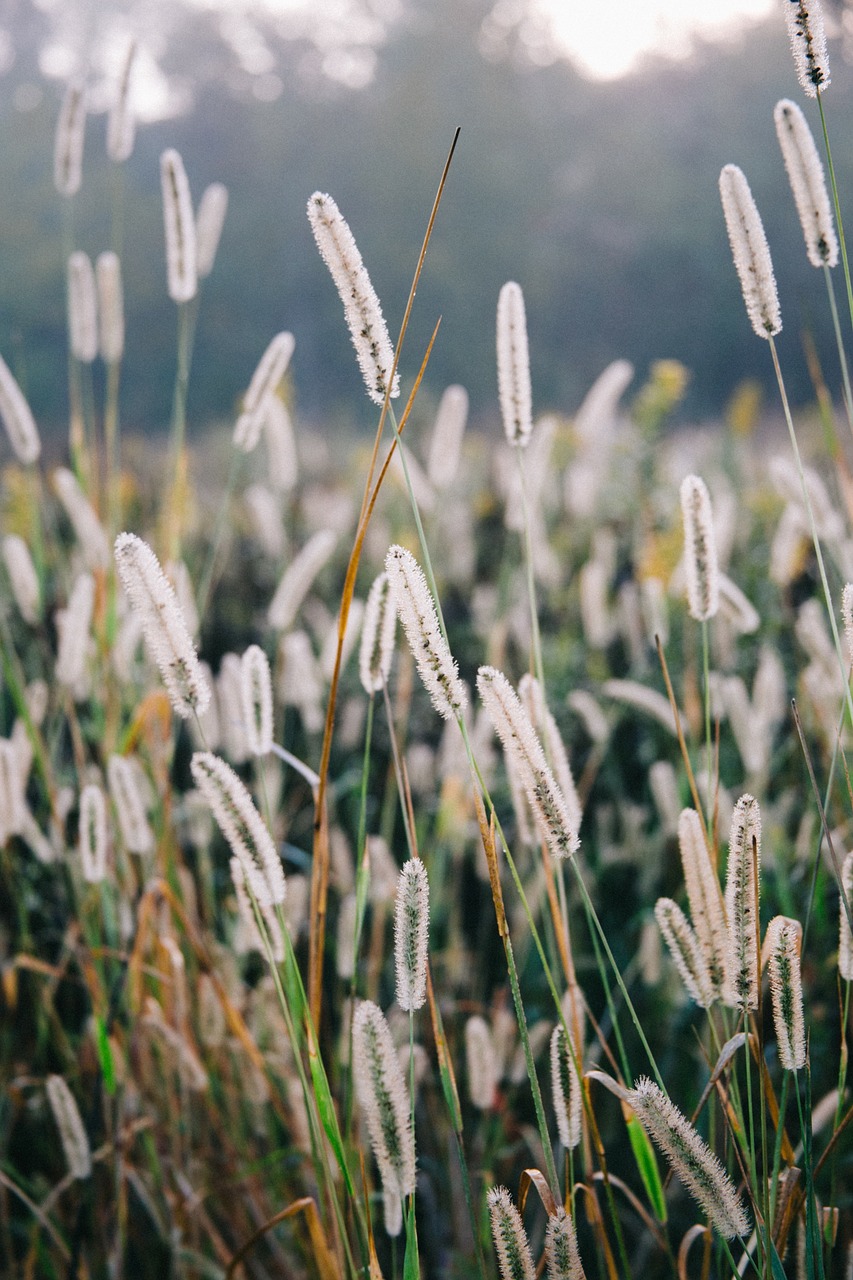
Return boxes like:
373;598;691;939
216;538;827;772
822;265;853;437
701;619;713;832
195;450;243;624
817;93;853;342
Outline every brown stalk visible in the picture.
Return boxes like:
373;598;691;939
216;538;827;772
308;131;460;1029
225;1196;338;1280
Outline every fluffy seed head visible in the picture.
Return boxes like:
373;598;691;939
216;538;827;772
96;251;125;364
784;0;830;98
385;544;466;721
114;533;210;718
54;79;86;197
45;1075;91;1179
497;281;533;446
774;98;837;267
359;571;396;694
629;1077;749;1239
107;754;154;855
680;474;720;622
544;1207;586;1280
307;191;399;406
268;529;336;631
191;751;285;906
477;665;579;860
765;915;806;1070
240;644;274;757
841;584;853;669
79;783;108;883
724;793;762;1010
519;673;583;841
107;41;136;162
394;859;429;1012
2;534;41;624
195;181;229;278
233;332;295;453
0;353;41;464
0;739;25;841
427;384;469;489
55;572;95;691
487;1186;536;1280
54;468;109;568
67;252;98;364
655;897;716;1008
838;850;853;981
465;1014;499;1110
677;808;728;995
719;164;782;340
352;1000;415;1212
160;148;197;304
550;1022;583;1150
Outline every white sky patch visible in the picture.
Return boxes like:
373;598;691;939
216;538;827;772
534;0;777;79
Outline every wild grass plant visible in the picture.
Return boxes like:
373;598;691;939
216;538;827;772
2;5;853;1278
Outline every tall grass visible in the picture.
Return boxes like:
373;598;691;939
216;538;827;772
1;7;853;1279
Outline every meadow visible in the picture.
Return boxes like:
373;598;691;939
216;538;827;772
2;3;853;1277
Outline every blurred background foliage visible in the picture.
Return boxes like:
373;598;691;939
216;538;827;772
4;0;853;436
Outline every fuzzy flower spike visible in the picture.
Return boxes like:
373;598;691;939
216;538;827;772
784;0;830;98
114;532;210;719
774;98;838;268
351;1000;415;1232
680;475;720;622
497;281;533;446
394;859;429;1012
385;544;466;720
487;1186;536;1280
719;164;782;340
629;1077;749;1239
307;192;399;406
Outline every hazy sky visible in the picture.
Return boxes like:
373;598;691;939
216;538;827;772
536;0;777;79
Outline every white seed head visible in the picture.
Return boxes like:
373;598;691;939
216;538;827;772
0;739;25;841
79;782;108;883
465;1014;499;1110
67;251;98;363
54;79;86;197
160;148;197;304
427;384;469;489
838;850;853;981
240;644;274;757
0;353;41;464
601;678;679;735
519;673;583;841
774;98;837;267
114;532;210;718
359;571;396;694
394;859;430;1012
784;0;830;98
352;1000;415;1208
497;281;533;446
307;191;399;406
544;1206;586;1280
629;1077;749;1238
724;793;762;1010
487;1186;536;1280
765;915;806;1070
2;534;41;624
680;474;720;622
96;251;125;364
677;808;728;996
54;468;109;568
45;1075;91;1179
719;164;782;340
654;897;716;1008
55;572;95;691
195;181;229;278
385;544;466;721
842;584;853;669
107;754;154;855
229;853;285;962
191;751;285;906
477;665;579;860
262;396;298;494
233;332;295;453
268;529;336;631
107;41;136;162
550;1022;583;1150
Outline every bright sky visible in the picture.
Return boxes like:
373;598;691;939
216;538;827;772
536;0;777;79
